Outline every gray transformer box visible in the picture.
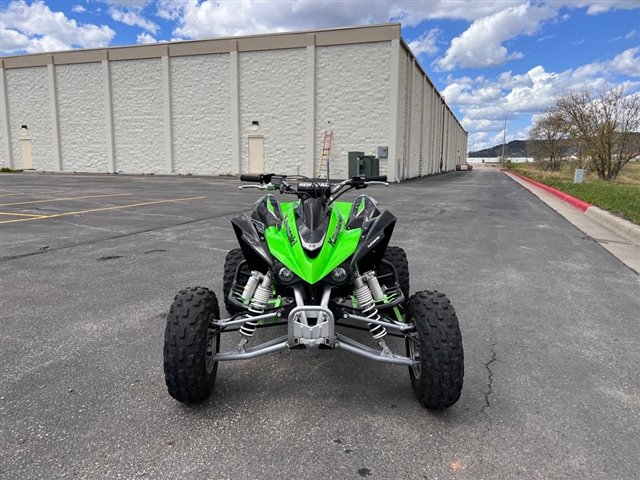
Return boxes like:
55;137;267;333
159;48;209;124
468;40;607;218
348;151;380;177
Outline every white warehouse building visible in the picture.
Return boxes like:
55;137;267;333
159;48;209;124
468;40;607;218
0;24;467;182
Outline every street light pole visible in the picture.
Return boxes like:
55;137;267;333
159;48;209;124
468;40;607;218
501;117;507;165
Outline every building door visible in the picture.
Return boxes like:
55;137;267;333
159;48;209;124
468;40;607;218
248;136;264;173
20;138;33;169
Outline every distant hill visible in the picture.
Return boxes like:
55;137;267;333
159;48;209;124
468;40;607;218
468;140;530;158
469;133;640;158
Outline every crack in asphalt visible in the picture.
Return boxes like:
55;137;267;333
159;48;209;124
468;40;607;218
481;342;497;414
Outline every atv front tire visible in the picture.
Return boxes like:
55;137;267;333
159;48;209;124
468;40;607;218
222;248;250;315
164;287;221;403
406;290;464;409
378;246;410;301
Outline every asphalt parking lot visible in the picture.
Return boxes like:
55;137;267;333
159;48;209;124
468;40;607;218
1;170;639;479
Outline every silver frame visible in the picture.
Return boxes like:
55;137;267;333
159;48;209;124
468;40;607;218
210;305;416;366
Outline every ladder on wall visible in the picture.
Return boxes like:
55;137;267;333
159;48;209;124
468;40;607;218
317;129;333;178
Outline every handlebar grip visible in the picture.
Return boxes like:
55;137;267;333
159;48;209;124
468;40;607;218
240;174;263;183
365;175;387;182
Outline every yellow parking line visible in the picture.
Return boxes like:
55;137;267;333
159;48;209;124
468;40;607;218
0;196;207;224
0;193;132;207
0;212;50;217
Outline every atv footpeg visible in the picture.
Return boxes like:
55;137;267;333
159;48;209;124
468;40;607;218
287;306;335;348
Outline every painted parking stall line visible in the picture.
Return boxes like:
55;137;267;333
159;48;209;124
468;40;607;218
0;195;208;224
0;212;50;218
0;192;132;207
0;190;67;197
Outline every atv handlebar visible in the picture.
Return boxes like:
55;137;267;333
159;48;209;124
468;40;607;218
240;174;386;184
239;174;262;182
330;175;388;193
240;173;278;183
237;174;388;198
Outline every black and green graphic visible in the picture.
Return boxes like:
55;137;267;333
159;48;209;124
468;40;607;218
163;173;464;410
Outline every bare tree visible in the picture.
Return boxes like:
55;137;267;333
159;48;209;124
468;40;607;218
570;129;589;170
528;108;572;170
556;86;640;180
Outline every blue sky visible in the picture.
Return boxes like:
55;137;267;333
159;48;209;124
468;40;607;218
1;1;639;152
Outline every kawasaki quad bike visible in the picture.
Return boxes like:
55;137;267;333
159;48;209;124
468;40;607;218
163;173;464;409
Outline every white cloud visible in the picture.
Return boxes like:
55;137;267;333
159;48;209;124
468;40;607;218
154;0;529;40
572;47;640;78
71;5;86;13
537;34;555;42
391;1;527;25
407;28;440;57
153;1;640;46
104;0;151;6
0;27;31;52
625;29;637;40
445;47;640;149
572;1;640;15
109;6;159;34
136;31;156;44
511;126;531;140
468;131;489;148
461;118;504;132
443;81;502;106
157;0;392;38
0;0;114;54
434;4;557;71
608;47;640;77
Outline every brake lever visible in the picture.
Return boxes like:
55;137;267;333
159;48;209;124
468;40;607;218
364;181;389;186
238;184;272;190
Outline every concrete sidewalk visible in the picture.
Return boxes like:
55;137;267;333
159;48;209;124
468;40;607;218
504;171;640;273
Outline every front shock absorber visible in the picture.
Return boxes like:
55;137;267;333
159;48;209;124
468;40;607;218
353;273;387;340
239;272;274;337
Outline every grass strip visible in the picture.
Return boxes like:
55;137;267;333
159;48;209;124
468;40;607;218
510;163;640;225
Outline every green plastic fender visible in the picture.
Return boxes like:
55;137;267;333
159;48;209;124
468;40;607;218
264;201;361;284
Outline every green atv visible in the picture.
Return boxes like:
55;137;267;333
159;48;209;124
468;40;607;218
163;174;464;409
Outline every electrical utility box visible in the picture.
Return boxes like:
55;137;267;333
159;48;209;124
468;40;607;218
348;151;380;177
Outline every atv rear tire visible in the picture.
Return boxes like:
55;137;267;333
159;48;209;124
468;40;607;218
406;290;464;409
164;287;221;403
378;246;410;301
223;248;250;315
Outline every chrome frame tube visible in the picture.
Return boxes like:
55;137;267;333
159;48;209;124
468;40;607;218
213;335;288;361
341;313;414;332
336;333;415;366
319;285;333;323
211;312;278;329
292;285;308;324
321;287;333;305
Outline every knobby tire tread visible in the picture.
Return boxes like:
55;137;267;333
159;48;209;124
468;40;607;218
407;290;464;409
164;286;220;403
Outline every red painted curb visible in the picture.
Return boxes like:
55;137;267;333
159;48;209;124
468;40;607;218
506;171;592;212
